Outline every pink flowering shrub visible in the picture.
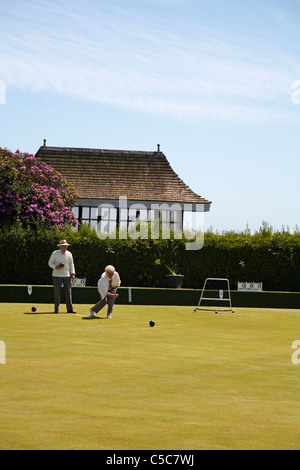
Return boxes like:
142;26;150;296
0;147;78;229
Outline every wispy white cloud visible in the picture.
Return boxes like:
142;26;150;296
1;0;299;122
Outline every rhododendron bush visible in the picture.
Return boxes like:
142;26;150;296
0;148;78;229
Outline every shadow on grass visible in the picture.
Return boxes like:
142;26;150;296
24;311;58;315
81;316;105;320
24;312;108;319
24;311;79;315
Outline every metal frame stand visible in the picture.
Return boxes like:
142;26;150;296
194;278;234;313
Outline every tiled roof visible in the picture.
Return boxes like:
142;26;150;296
35;146;211;206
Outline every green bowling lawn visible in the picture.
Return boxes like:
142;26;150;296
1;303;300;450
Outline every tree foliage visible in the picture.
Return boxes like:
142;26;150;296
0;147;78;229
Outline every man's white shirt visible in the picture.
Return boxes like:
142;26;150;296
98;272;121;299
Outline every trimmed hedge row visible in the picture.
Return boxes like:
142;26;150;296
0;223;300;291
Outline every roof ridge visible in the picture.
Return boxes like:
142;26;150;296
37;146;164;156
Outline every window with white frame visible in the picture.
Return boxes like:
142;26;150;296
72;206;99;231
98;207;117;235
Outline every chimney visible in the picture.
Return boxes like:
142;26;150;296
157;144;160;152
43;139;47;146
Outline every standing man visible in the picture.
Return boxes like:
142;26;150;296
48;239;76;313
90;265;120;318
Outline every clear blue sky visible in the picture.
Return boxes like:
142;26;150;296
1;0;300;233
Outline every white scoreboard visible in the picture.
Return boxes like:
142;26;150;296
72;278;86;287
238;282;263;292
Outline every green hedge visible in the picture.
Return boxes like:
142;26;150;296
0;222;300;291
